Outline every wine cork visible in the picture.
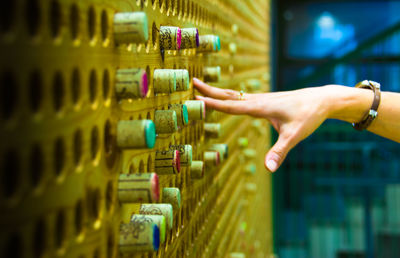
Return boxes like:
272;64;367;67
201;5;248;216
162;188;181;210
246;79;261;92
263;72;271;82
154;110;178;134
245;183;257;193
239;81;246;91
213;35;221;52
204;123;221;138
118;173;160;203
238;137;249;148
245;163;257;175
231;24;239;35
229;253;245;258
180;28;199;49
197;35;217;53
115;68;148;99
117;120;156;149
169;145;192;167
252;119;266;135
184;100;206;120
119;219;159;253
240;199;249;208
204;151;220;167
153;69;177;94
155;149;180;174
160;26;182;50
174;69;190;91
114;12;149;44
140;204;174;230
243;148;257;159
190;161;204;179
203;66;221;82
168;104;189;127
229;42;237;55
130;214;166;244
205;109;222;122
210;144;229;161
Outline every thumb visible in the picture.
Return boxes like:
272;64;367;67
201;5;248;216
265;134;292;172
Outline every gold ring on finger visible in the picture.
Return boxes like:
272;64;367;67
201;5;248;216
238;90;245;100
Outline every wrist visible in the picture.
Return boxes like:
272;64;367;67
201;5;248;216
322;85;373;123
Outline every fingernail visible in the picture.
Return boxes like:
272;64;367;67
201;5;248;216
196;95;205;99
193;77;199;81
266;159;278;172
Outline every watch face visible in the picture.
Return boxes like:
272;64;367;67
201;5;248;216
369;81;381;89
356;80;375;90
369;110;378;118
355;80;370;88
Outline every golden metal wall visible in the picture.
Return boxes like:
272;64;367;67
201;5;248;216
0;0;272;257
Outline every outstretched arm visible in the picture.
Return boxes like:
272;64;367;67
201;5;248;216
193;78;400;172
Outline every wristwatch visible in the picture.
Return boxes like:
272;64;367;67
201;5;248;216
352;80;381;131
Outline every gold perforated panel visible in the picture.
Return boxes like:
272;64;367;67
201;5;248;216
0;0;272;257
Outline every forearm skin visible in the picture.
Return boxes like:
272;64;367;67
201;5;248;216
323;85;400;143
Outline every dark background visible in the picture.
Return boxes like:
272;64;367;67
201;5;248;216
271;1;400;258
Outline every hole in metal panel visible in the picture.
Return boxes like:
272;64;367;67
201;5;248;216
50;0;62;38
70;4;80;40
26;0;41;36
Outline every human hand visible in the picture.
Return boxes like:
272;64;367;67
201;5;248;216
193;78;331;172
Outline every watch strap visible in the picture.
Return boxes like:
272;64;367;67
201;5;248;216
352;80;381;131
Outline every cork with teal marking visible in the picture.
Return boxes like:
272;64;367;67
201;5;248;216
114;12;149;44
153;69;177;94
214;35;221;51
184;100;205;120
245;163;257;175
168;104;188;127
197;35;216;53
140;203;174;230
155;110;178;134
182;104;189;124
117;120;156;149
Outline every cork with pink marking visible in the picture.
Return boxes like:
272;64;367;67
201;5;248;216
115;68;149;99
118;173;160;203
160;26;182;50
155;149;181;174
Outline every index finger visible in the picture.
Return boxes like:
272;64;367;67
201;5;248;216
196;95;255;115
193;78;255;100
